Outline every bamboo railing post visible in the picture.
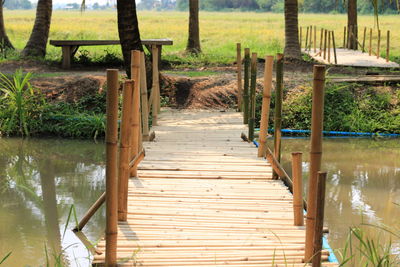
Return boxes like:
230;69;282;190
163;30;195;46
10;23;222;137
369;28;372;56
292;152;304;226
319;28;323;52
362;27;366;52
323;29;327;60
236;43;243;111
105;69;119;267
130;50;141;178
309;25;313;51
243;48;250;124
313;26;317;53
377;29;381;59
258;55;274;158
305;65;326;263
151;45;160;125
273;53;284;179
248;52;257;141
140;52;150;141
311;172;327;267
118;80;134;222
305;27;309;51
299;27;303;49
332;31;338;65
386;30;390;62
327;31;331;63
343;26;346;48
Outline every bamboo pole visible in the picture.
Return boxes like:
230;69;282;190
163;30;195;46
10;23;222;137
243;48;250;124
74;192;106;232
236;43;243;111
304;65;326;263
309;25;313;51
273;53;284;180
140;52;150;141
305;26;309;51
323;29;327;60
369;28;372;56
343;26;346;48
311;172;327;267
130;50;141;178
118;80;134;222
105;69;119;267
292;152;304;226
362;27;366;52
257;55;274;158
377;29;381;59
332;31;338;65
248;52;257;141
313;26;316;53
299;27;302;49
327;31;331;63
320;28;323;52
151;45;160;125
386;30;390;62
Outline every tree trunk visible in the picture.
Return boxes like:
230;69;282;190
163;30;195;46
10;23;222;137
284;0;301;59
347;0;357;50
117;0;142;77
21;0;52;57
186;0;201;54
0;1;14;49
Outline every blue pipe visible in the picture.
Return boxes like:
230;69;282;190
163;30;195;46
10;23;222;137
252;140;339;263
255;128;400;137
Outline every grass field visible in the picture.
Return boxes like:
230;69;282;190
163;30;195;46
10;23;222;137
4;10;400;65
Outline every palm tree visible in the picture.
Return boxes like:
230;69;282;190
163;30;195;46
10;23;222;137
347;0;357;50
284;0;301;59
117;0;143;76
21;0;52;57
0;0;14;49
186;0;201;54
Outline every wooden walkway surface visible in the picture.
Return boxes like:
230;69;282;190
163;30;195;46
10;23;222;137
93;109;337;266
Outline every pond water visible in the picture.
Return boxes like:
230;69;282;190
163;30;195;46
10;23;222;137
0;137;399;266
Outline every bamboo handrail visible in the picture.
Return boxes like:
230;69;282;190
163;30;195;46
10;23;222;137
236;43;242;111
73;192;106;232
243;48;250;124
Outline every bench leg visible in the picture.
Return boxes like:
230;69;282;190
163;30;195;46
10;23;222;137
61;46;71;69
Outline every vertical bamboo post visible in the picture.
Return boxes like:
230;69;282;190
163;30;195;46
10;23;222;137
377;29;381;59
299;27;302;49
313;25;317;53
332;31;338;65
118;80;134;222
130;50;141;178
311;172;327;267
309;26;313;51
369;28;372;56
386;30;390;62
304;65;326;263
305;26;309;51
343;26;346;48
151;45;160;124
323;29;327;60
248;52;257;141
273;53;284;179
319;28;323;52
362;27;366;52
292;152;304;226
236;43;243;111
243;48;250;124
105;69;119;267
327;31;331;63
258;55;274;158
140;52;150;141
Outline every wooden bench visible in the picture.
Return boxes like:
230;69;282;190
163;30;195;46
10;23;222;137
49;39;173;69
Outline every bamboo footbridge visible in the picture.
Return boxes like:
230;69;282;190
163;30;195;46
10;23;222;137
74;49;339;266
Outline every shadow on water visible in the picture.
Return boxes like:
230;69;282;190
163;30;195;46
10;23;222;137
0;138;106;267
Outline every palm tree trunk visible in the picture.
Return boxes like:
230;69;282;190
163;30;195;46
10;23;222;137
347;0;357;50
0;1;14;49
284;0;301;59
186;0;201;54
117;0;142;77
21;0;52;57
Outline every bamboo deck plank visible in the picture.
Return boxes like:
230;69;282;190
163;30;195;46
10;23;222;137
93;109;337;266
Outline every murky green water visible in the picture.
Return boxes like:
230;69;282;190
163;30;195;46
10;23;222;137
276;137;400;258
0;138;105;267
0;137;399;266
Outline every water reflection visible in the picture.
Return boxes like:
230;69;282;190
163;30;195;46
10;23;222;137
276;138;400;255
0;138;106;267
